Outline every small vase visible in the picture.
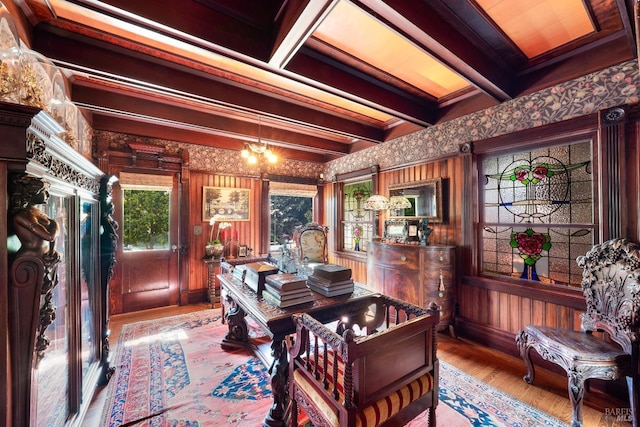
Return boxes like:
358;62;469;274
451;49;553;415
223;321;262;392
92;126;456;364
354;240;360;251
205;243;224;259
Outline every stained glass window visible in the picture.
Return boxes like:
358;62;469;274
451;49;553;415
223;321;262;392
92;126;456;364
481;140;593;286
343;180;374;252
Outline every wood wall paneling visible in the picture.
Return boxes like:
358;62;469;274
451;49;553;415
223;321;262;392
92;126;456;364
188;172;263;301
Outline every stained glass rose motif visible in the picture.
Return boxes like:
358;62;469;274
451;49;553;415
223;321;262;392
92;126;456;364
352;224;362;243
510;228;551;265
352;189;365;200
510;163;553;185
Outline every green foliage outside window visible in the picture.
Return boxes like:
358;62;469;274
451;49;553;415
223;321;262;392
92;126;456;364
270;195;312;244
123;189;170;250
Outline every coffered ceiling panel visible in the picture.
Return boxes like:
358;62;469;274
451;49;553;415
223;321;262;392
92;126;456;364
16;0;638;163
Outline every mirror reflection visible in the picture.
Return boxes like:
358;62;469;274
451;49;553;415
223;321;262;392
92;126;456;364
388;178;442;222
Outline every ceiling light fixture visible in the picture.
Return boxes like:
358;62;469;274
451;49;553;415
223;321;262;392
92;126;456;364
241;116;277;164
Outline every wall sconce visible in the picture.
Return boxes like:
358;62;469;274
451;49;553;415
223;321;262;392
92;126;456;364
241;116;277;164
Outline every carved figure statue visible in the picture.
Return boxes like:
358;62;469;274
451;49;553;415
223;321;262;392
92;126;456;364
8;173;61;372
10;173;59;257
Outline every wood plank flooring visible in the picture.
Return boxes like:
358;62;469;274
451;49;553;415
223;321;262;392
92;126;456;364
82;303;624;426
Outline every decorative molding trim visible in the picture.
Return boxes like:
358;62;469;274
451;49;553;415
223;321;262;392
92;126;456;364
26;133;100;193
325;60;639;180
459;142;472;155
602;106;626;124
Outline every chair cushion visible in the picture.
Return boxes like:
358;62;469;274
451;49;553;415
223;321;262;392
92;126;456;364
293;355;434;427
299;230;325;263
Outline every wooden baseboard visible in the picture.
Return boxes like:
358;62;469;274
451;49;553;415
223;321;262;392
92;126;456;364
184;289;208;305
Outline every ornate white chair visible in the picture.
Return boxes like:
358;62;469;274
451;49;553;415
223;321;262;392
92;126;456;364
516;238;640;427
295;222;329;267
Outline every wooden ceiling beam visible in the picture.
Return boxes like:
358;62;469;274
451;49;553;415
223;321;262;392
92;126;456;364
72;85;353;155
268;0;336;68
286;48;438;127
70;0;272;60
91;115;330;163
32;25;385;143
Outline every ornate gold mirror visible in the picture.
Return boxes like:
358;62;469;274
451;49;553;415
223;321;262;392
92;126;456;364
388;178;443;222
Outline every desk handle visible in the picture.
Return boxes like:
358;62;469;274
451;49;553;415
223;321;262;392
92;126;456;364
400;255;407;261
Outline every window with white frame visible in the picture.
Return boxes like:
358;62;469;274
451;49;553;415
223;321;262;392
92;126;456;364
269;182;315;261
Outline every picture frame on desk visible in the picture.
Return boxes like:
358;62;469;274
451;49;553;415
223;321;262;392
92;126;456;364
384;218;420;242
238;245;248;257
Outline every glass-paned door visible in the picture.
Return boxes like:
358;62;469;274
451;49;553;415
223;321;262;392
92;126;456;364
36;194;70;426
269;183;315;271
117;172;180;312
80;199;99;379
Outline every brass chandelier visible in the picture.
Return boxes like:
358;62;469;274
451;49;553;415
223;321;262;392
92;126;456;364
241;116;277;164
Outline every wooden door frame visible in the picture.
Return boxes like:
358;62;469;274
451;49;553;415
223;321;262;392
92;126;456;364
96;141;189;314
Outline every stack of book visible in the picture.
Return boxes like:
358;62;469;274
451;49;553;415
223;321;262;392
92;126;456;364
263;273;315;308
307;264;354;297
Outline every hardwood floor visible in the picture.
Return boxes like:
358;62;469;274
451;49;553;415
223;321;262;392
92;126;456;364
82;303;624;426
438;333;622;426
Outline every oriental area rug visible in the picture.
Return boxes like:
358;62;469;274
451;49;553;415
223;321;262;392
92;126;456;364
100;309;569;427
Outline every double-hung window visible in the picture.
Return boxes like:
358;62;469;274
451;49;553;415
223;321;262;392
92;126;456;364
342;180;373;252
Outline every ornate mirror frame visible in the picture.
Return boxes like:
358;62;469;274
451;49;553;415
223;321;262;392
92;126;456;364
388;178;444;223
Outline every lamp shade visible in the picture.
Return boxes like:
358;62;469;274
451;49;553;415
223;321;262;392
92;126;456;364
389;195;412;210
363;194;389;211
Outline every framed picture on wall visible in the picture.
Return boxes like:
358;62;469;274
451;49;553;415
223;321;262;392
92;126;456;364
203;186;250;222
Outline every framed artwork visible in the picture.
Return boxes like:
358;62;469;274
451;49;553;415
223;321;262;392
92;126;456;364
202;186;250;222
238;245;248;257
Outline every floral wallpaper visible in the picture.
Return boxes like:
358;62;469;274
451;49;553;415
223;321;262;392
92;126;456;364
95;131;325;178
325;60;639;181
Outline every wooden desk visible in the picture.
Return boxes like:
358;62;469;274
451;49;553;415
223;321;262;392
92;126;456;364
217;273;375;427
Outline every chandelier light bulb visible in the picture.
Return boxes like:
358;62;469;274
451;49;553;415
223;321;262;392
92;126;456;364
241;116;279;164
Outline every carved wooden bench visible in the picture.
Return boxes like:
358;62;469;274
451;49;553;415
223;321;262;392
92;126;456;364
288;295;439;427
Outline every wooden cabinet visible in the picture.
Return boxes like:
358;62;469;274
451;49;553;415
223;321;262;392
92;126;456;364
367;241;455;333
1;104;108;426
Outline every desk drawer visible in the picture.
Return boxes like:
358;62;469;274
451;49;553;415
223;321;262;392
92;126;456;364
422;247;454;265
370;243;419;269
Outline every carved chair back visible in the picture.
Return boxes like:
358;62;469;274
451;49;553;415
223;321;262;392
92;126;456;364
295;222;328;265
578;238;640;355
516;238;640;427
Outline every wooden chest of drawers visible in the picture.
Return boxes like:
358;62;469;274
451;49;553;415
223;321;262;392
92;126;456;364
367;241;456;334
